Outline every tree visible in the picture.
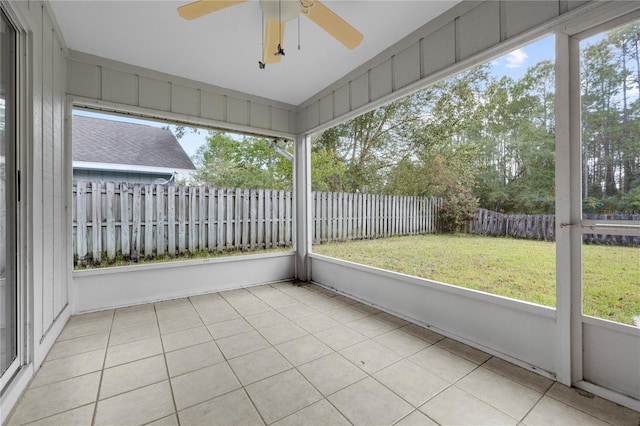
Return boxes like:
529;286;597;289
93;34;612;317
191;132;292;189
313;94;426;193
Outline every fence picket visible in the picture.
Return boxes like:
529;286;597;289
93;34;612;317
167;185;176;256
199;186;207;250
257;189;264;249
235;188;242;248
120;183;130;258
285;190;292;245
145;185;154;258
250;189;258;249
178;186;186;254
156;184;165;256
208;187;215;251
226;188;234;250
91;182;102;264
106;182;116;260
131;184;142;260
242;189;250;250
76;181;87;264
217;188;225;252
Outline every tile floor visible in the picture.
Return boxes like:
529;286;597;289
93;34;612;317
6;281;640;426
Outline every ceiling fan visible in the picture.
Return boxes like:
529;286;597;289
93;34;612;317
177;0;364;67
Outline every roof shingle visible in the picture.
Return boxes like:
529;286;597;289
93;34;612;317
72;116;195;170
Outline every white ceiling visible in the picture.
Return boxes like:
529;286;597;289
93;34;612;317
49;1;461;106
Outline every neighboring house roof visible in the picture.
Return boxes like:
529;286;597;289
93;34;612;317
72;115;195;172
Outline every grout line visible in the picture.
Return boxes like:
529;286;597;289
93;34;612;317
196;288;279;425
520;391;546;423
90;309;116;426
154;302;181;426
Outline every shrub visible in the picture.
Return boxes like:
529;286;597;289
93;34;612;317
439;184;479;232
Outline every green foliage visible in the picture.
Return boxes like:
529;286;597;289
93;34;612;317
622;186;640;212
191;132;292;189
438;185;479;233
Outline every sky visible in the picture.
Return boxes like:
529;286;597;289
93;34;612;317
73;34;558;159
489;34;555;80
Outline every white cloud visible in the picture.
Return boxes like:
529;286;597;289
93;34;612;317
505;49;528;69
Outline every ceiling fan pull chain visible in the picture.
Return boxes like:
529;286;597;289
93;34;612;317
259;12;266;69
297;15;301;50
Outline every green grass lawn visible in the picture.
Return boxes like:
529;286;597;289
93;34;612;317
313;234;640;326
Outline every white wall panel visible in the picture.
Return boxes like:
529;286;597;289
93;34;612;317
66;60;100;99
73;253;296;312
271;107;289;133
350;73;369;110
319;94;333;124
422;22;456;77
250;102;270;130
102;68;138;106
505;1;560;39
369;59;393;101
394;43;421;91
171;84;199;116
139;76;171;111
53;33;65;317
310;254;557;376
226;97;249;125
583;320;640;400
305;101;320;130
41;10;55;332
333;84;350;118
201;91;226;121
567;0;590;11
67;52;297;136
457;2;501;60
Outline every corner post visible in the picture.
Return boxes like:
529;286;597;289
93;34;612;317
555;31;583;386
293;134;312;281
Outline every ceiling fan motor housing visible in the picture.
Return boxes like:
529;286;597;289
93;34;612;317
260;0;301;21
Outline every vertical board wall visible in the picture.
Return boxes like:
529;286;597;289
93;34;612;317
32;1;69;359
1;0;69;421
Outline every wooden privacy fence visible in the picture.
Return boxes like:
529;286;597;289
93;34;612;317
312;191;441;244
469;209;556;241
72;181;441;265
468;208;640;246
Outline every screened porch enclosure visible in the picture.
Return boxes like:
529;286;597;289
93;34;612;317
0;0;639;424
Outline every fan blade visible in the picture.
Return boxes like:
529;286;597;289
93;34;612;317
264;18;285;64
178;0;247;20
305;1;363;49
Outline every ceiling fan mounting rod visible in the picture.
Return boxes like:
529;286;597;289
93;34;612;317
300;0;316;15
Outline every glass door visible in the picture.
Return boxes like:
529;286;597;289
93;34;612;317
0;9;17;380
